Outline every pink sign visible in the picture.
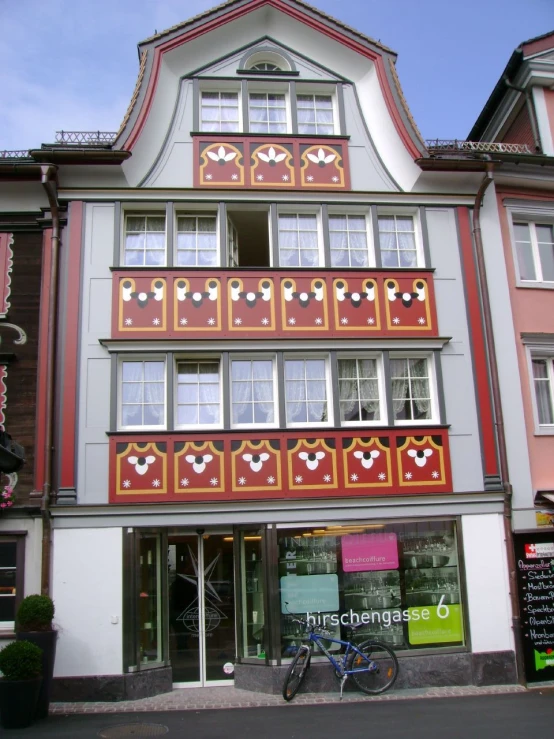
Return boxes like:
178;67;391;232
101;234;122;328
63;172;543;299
341;533;399;572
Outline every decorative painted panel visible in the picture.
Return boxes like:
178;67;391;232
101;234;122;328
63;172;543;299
109;428;452;503
0;365;7;428
0;233;14;319
194;136;350;191
112;270;438;339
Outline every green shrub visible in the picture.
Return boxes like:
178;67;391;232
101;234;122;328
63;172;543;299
0;640;42;681
15;594;55;632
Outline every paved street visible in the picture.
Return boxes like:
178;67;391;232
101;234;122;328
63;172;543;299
2;689;552;738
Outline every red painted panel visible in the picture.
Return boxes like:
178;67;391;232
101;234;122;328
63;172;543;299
194;136;350;191
457;207;498;478
0;233;14;318
60;202;84;491
112;269;438;340
109;427;452;504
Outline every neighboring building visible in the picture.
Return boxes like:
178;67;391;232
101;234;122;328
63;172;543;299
468;31;554;685
1;0;523;699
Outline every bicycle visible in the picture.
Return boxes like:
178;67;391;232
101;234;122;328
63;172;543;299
281;606;398;702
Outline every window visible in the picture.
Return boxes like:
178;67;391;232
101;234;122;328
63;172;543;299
248;92;287;134
378;215;419;268
278;213;320;267
390;357;432;422
120;360;165;429
124;215;166;266
285;357;329;425
176;215;218;267
250;62;281;71
338;358;382;424
176;361;221;427
297;94;334;135
329;214;370;267
0;540;17;628
514;222;554;283
201;91;240;133
532;358;554;425
231;358;276;426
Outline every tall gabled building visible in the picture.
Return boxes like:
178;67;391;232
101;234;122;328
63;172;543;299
1;0;521;699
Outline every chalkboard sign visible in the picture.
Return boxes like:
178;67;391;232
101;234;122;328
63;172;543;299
514;533;554;683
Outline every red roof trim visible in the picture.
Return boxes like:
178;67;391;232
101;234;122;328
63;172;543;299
123;0;420;159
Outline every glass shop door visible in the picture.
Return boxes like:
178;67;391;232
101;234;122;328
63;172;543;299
168;531;235;686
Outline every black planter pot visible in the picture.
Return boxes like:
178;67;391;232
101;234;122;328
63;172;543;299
0;676;42;728
16;631;57;719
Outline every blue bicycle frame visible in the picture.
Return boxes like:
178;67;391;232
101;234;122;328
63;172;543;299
306;629;376;678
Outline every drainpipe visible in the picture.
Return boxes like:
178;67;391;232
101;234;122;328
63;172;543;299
504;77;541;153
39;164;61;596
472;162;525;684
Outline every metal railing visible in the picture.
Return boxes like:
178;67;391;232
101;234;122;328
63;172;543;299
425;140;532;155
55;131;118;145
0;150;32;159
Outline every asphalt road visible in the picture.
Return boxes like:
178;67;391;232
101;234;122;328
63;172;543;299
2;692;552;738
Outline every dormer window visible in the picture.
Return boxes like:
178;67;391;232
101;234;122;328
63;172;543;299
244;50;291;73
250;62;282;72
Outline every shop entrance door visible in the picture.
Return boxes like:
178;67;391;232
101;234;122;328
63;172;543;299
168;531;235;686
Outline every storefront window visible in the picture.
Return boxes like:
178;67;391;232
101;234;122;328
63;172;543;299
238;530;266;660
278;520;464;657
138;533;163;664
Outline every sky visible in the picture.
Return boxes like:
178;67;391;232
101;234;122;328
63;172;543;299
1;0;553;151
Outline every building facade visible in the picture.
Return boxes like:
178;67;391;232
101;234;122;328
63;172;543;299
1;0;523;699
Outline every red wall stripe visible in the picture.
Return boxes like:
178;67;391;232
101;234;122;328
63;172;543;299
457;206;499;479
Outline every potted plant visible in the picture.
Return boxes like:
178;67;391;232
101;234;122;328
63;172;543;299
15;594;57;720
0;640;43;728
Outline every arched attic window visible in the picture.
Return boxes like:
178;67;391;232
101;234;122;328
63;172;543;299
242;49;293;73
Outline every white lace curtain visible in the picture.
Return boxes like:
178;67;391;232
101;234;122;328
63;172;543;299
391;358;430;418
232;361;274;423
338;359;380;418
122;361;165;426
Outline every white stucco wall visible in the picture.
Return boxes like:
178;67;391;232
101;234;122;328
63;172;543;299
461;513;514;653
52;527;123;677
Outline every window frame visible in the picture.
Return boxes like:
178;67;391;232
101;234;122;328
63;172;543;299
508;209;554;288
327;208;375;268
388;353;438;426
174;356;224;431
174;209;220;268
0;534;25;633
283;354;333;428
229;354;279;429
247;81;291;135
118;356;167;431
122;210;167;268
524;341;554;435
295;89;338;137
277;207;324;268
199;85;243;133
376;208;425;269
337;353;386;427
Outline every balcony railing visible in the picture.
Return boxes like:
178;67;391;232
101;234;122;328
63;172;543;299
110;427;452;504
425;140;532;156
0;150;32;159
55;131;118;146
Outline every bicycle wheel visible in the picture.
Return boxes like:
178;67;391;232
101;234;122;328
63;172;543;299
282;646;310;701
347;641;398;695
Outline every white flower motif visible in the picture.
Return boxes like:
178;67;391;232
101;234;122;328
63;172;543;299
128;455;156;475
238;476;247;486
181;478;189;487
205;174;213;180
122;479;131;488
299;451;325;471
288;317;296;325
331;176;339;183
243;452;270;473
152;317;160;326
210;477;219;486
261;317;269;325
207;146;237;164
351;473;359;482
418;317;426;325
152;479;161;488
432;470;440;479
267;476;276;484
404;471;413;480
124;318;133;326
378;472;386;481
258;146;287;164
231;174;238;181
234;317;243;325
256;174;264;181
185;453;213;474
207;317;216;325
307;175;314;182
407;449;433;467
393;317;401;325
323;474;331;483
180;318;188;326
295;475;303;483
354;450;380;469
367;317;375;325
307;148;336;166
282;174;289;182
341;317;348;325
